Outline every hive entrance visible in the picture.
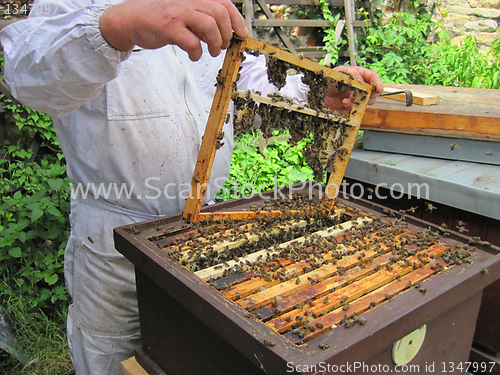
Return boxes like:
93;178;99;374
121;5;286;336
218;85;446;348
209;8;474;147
182;37;373;223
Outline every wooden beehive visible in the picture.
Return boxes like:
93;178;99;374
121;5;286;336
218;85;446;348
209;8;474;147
182;37;373;223
115;186;500;375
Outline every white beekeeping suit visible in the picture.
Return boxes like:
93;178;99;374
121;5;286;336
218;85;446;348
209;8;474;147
0;1;308;373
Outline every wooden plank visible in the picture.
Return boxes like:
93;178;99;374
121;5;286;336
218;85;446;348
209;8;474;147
286;258;449;343
243;38;373;92
254;0;297;53
344;0;357;66
233;89;356;124
236;223;409;311
252;19;369;27
195;217;367;280
265;243;449;332
223;221;395;301
362;85;500;141
121;357;149;375
255;251;397;320
233;0;371;6
183;39;245;222
383;87;441;106
197;210;300;222
325;87;370;206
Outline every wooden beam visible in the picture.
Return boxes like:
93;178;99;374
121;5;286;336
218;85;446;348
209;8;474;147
182;39;245;222
233;0;372;6
252;19;369;27
121;357;148;375
254;0;297;53
243;38;372;92
383;87;440;106
344;0;357;66
362;84;500;141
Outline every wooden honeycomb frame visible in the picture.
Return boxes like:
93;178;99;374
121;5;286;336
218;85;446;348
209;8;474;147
183;37;373;223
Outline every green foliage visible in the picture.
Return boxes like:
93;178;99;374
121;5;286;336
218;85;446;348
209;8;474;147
318;0;346;66
357;12;434;84
1;96;70;310
421;35;500;89
216;130;315;201
355;10;500;89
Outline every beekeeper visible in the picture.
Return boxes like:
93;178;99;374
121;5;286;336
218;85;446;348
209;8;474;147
1;0;382;374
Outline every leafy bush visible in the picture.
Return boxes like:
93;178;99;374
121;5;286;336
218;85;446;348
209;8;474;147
421;34;500;89
1;54;73;372
356;11;500;89
0;98;70;309
216;130;315;201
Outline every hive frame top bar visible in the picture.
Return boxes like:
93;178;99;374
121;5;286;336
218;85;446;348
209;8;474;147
182;37;373;223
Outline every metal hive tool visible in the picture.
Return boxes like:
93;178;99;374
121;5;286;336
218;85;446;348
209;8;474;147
182;37;374;223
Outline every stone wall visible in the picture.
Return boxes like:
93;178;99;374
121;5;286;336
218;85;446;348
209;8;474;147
377;0;498;52
427;0;499;52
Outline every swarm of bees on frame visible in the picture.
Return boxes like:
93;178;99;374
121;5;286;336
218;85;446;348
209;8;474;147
161;193;346;272
225;47;361;182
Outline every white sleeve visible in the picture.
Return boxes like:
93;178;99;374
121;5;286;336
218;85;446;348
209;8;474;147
0;0;130;119
238;54;309;106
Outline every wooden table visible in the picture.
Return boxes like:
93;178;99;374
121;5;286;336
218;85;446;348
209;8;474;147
362;84;500;141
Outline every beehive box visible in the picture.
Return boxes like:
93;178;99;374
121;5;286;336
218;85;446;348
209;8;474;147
114;185;500;375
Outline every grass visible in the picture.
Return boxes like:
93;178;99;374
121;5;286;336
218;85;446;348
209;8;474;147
0;290;74;375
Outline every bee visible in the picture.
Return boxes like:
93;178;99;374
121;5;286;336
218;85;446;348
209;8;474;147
315;322;324;329
216;70;225;86
343;303;350;311
87;236;94;243
264;339;276;347
358;317;366;325
133;229;141;235
319;342;329;350
451;143;458;151
225;114;231;124
425;203;437;213
369;301;377;309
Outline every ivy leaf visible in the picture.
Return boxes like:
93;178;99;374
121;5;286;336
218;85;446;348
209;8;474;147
47;205;62;218
9;247;22;258
31;207;44;222
48;178;64;192
44;274;59;286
